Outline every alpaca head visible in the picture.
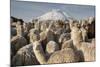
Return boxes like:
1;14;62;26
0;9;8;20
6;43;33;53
16;22;23;36
74;21;81;28
69;19;80;30
34;21;40;31
61;40;74;50
32;41;47;64
46;41;59;55
59;33;71;44
70;23;83;47
88;17;95;24
40;22;47;32
33;41;42;51
81;19;89;31
29;29;40;43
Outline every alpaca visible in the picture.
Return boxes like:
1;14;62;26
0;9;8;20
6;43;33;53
54;28;66;43
32;41;79;64
11;36;27;57
40;21;55;42
65;22;71;33
87;17;95;39
11;28;17;38
47;48;79;64
61;39;85;62
69;19;80;30
16;21;24;36
70;24;82;46
34;21;41;32
70;22;95;62
46;41;59;58
11;22;27;58
72;35;95;62
40;22;47;32
59;33;71;45
78;42;95;62
61;39;73;50
11;44;40;66
39;22;56;52
69;19;82;45
33;41;47;64
81;27;88;42
11;28;42;66
53;21;66;43
29;28;40;43
23;23;28;33
22;22;31;44
88;17;95;24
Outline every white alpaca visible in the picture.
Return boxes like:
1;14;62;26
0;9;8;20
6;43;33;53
80;41;95;61
70;22;95;62
40;22;47;32
33;41;79;64
29;28;40;43
33;41;47;64
47;48;79;64
46;41;59;56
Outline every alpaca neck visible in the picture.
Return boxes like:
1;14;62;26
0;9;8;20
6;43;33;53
33;41;47;64
73;40;82;50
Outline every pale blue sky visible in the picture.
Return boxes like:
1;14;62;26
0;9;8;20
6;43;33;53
11;0;95;22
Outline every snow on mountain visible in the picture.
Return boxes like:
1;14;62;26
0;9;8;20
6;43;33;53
37;9;73;21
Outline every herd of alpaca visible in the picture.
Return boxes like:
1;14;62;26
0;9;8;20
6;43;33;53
11;16;95;66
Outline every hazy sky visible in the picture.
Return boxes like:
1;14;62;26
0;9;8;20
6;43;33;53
11;0;95;22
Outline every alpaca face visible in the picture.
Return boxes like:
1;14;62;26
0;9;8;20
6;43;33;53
61;40;74;50
23;23;28;31
59;33;71;44
41;23;47;32
88;17;95;24
33;41;39;48
29;29;40;43
16;23;23;36
81;27;88;42
33;42;42;51
46;41;59;54
71;26;83;46
17;21;22;25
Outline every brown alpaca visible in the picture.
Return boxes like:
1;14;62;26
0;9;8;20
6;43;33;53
11;44;40;66
11;22;27;58
29;28;40;43
59;33;71;45
11;28;42;66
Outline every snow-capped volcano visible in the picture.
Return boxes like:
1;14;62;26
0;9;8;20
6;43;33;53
37;9;73;21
